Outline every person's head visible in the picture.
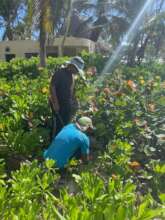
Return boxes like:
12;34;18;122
76;116;94;134
66;56;85;77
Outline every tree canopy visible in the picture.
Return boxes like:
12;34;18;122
0;0;165;66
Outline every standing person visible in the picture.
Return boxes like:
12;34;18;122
44;117;94;169
49;56;85;137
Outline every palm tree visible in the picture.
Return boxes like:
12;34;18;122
59;0;73;56
28;0;54;67
28;0;74;66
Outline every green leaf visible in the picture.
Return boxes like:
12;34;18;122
72;174;81;183
45;159;55;169
154;164;165;174
159;194;165;203
137;200;150;218
103;205;115;220
116;206;127;220
52;207;66;220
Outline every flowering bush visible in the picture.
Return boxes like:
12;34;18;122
0;56;165;218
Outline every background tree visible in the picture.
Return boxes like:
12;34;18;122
28;0;54;67
0;0;165;65
98;0;165;65
58;0;73;56
0;0;25;40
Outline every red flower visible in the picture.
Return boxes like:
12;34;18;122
127;80;137;91
112;174;118;180
103;87;111;95
128;161;141;170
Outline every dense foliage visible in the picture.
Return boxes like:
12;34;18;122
0;56;165;219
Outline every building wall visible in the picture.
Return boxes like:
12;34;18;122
0;37;95;61
54;37;95;52
0;40;39;60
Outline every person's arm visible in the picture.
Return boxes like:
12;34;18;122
49;75;60;112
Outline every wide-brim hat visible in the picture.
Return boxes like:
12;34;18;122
66;56;85;79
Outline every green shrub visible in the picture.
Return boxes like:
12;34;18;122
0;160;164;219
0;56;165;218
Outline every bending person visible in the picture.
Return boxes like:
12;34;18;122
44;117;94;169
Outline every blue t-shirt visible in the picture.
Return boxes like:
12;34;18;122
44;124;90;168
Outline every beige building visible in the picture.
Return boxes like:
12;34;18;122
0;37;95;61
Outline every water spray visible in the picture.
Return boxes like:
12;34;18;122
96;0;154;86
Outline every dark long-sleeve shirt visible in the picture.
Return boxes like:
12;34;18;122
51;67;74;107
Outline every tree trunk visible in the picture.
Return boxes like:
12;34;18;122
39;15;46;67
5;24;13;40
59;0;72;56
137;35;150;64
127;43;138;66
